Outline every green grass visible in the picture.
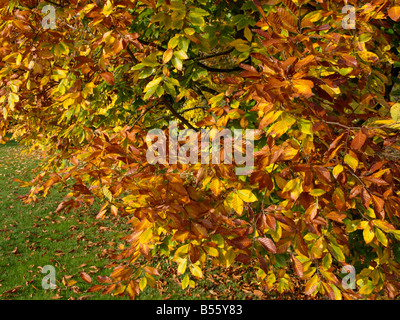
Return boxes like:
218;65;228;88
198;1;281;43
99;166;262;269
0;139;269;300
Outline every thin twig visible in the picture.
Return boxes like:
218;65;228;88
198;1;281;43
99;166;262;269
132;104;156;127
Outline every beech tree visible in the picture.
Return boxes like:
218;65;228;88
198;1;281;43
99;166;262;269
1;0;400;299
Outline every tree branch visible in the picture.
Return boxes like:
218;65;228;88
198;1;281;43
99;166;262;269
162;96;197;131
191;48;234;61
196;61;243;73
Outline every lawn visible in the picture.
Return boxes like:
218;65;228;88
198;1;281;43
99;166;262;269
0;139;278;300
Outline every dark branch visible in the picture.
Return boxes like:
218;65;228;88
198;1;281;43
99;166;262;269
178;106;209;114
126;44;139;64
192;48;234;61
196;61;243;73
162;96;197;131
196;57;251;73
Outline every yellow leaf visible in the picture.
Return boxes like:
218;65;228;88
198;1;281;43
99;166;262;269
210;177;222;196
390;103;400;122
144;76;162;93
305;274;319;295
189;264;203;278
332;164;343;178
102;186;113;202
139;276;147;291
363;223;375;244
292;79;314;98
177;258;187;275
102;0;113;16
344;154;358;171
357;51;379;63
231;193;244;215
182;274;190;289
236;189;258;202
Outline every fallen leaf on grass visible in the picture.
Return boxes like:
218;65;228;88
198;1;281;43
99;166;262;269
78;295;94;300
80;271;92;283
3;285;23;294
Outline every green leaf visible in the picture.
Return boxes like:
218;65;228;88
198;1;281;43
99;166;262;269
309;189;326;197
359;281;375;296
375;228;388;246
328;243;345;262
138;68;155;79
188;15;205;27
322;253;332;270
189;7;209;17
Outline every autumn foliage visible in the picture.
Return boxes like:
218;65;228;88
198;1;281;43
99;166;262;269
1;0;400;299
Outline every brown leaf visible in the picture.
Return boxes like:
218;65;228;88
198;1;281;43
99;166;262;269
361;188;371;208
371;195;385;219
3;285;23;294
296;232;309;257
291;255;304;278
349;185;362;199
315;166;332;184
257;237;277;254
231;236;252;250
350;130;367;151
305;202;318;222
253;289;264;298
265;214;276;231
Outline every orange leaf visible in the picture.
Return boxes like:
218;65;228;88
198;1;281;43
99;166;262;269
97;275;112;284
80;272;92;284
100;72;115;85
163;48;173;64
350;130;367;151
87;284;103;292
388;6;400;21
